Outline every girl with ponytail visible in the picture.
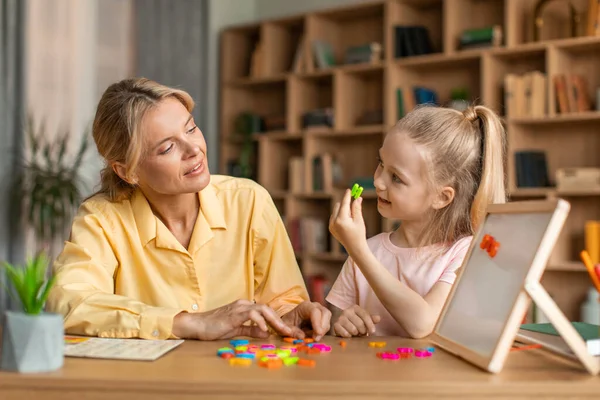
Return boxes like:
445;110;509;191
327;104;506;338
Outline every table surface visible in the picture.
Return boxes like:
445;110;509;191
1;336;599;399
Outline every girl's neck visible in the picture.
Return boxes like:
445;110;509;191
389;220;427;248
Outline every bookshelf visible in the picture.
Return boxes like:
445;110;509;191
219;0;600;321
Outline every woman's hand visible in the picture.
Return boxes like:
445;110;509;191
172;300;297;340
329;189;368;256
332;305;381;338
282;301;332;341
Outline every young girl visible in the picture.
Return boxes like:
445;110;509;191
327;105;506;338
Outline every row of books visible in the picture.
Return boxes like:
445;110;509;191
288;217;328;254
504;72;547;118
504;72;594;118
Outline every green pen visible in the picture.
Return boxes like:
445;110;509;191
351;183;364;200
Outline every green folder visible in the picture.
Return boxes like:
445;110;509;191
520;322;600;341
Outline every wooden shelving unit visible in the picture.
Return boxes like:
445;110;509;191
219;0;600;321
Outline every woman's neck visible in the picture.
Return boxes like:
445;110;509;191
143;190;200;232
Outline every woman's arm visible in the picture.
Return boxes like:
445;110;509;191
46;202;185;339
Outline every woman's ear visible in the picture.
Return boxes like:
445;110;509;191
112;163;138;185
432;186;455;210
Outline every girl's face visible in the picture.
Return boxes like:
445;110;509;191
374;132;437;222
135;97;210;196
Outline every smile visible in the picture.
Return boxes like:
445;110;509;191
184;161;204;176
378;196;391;205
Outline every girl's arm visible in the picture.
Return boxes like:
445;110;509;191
350;245;452;338
329;189;454;338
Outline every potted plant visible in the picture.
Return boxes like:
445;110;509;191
12;114;88;262
0;252;63;372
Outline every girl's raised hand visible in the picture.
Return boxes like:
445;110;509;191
329;189;367;254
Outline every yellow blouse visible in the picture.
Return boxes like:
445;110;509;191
46;175;308;340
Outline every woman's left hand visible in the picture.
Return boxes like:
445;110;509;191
282;301;331;341
329;189;367;255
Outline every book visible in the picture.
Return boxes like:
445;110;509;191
519;322;600;356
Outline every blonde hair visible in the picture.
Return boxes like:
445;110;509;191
392;104;506;249
91;77;194;201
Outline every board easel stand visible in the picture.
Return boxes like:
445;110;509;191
522;279;600;375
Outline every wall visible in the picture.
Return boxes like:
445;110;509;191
206;0;375;172
205;0;257;173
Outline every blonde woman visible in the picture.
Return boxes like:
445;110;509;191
47;78;330;341
328;105;506;338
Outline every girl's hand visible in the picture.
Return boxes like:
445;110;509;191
329;189;367;255
332;305;381;337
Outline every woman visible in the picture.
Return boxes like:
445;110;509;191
46;78;331;341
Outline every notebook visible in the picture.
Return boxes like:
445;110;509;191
518;322;600;356
64;336;184;361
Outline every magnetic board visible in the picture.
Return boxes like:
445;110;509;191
430;199;572;373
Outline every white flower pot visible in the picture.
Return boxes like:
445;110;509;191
0;311;64;373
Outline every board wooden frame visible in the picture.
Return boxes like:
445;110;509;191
430;199;599;375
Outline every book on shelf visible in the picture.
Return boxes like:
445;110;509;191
458;25;503;50
289;157;305;194
312;40;336;69
307;275;332;307
344;42;383;65
288;217;327;254
553;73;592;114
515;150;549;188
504;71;546;118
396;86;438;118
394;25;434;58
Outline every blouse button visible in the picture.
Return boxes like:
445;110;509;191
191;303;199;311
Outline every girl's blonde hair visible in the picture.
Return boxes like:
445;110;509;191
91;77;194;201
392;104;506;248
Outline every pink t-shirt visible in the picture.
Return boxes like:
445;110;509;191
325;232;473;337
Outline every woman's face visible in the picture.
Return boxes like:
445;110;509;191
135;97;210;196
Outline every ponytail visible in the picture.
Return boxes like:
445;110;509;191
464;106;507;229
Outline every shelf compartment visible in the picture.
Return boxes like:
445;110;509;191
505;0;590;46
262;17;305;76
482;48;546;115
387;0;444;60
445;0;505;53
306;2;385;73
258;137;302;193
304;134;381;194
220;24;262;82
288;74;334;132
335;67;384;130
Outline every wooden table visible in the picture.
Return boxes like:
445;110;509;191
1;336;598;399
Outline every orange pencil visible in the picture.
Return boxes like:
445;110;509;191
580;250;600;292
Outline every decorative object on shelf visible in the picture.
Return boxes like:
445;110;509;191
344;42;382;65
556;167;600;192
394;25;433;58
458;25;503;50
0;252;64;373
302;108;334;129
580;287;599;325
448;88;470;111
533;0;581;42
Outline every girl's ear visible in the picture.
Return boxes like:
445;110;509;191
432;186;455;210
